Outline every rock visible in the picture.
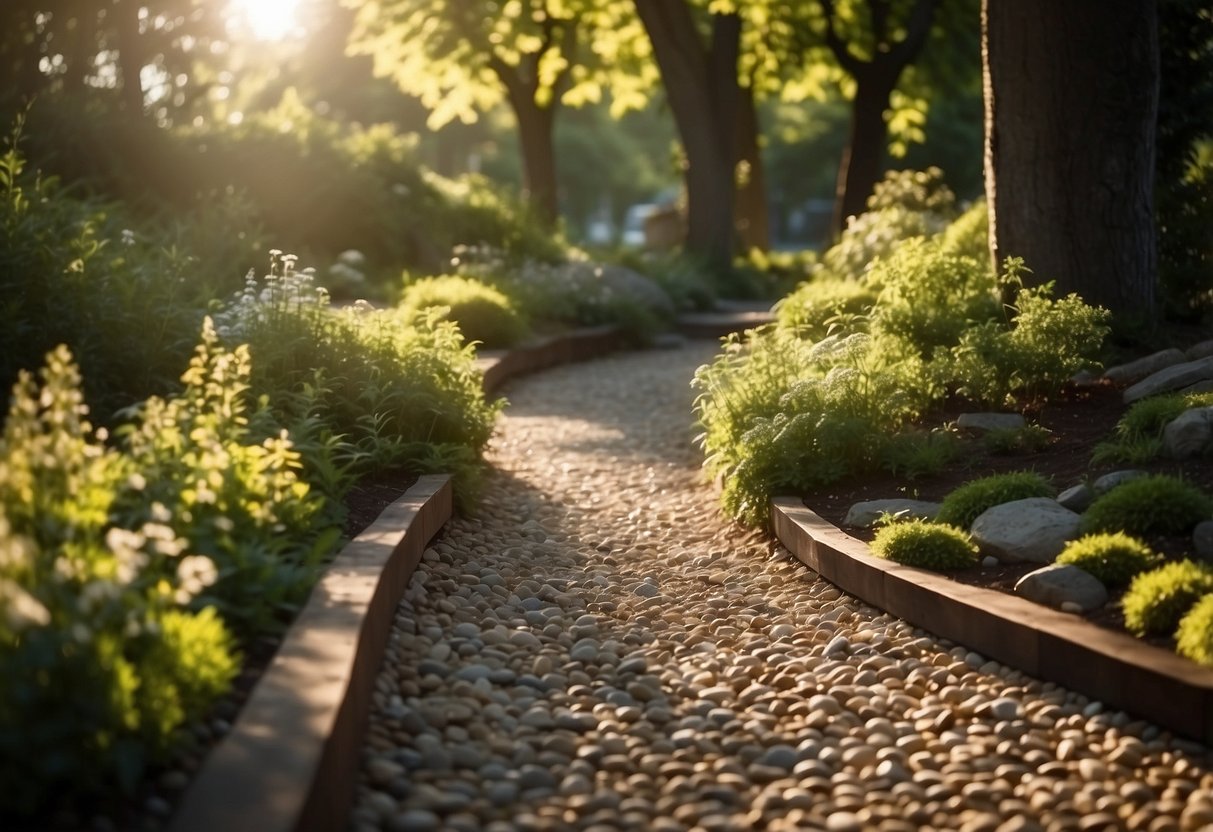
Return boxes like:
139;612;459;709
844;499;942;528
1057;483;1095;513
1123;356;1213;403
1103;349;1187;384
1162;407;1213;459
1187;339;1213;360
1092;470;1148;495
1015;564;1108;612
757;744;800;770
387;809;441;832
981;556;1000;568
1193;521;1213;562
957;413;1027;432
971;499;1082;563
633;582;661;599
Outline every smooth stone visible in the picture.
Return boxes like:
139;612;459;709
1162;407;1213;459
957;412;1027;432
633;582;661;599
452;622;481;639
757;744;800;770
387;809;441;832
1103;348;1187;384
1015;564;1108;612
844;499;942;528
1188;340;1213;360
1123;356;1213;403
984;697;1022;721
1093;469;1148;494
971;499;1081;563
1057;483;1095;513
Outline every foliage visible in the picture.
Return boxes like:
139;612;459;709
0;347;237;815
1054;533;1160;588
212;254;500;504
940;198;990;264
1175;593;1213;667
936;471;1055;530
398;275;530;349
870;519;980;570
1093;391;1213;465
877;428;964;479
115;319;335;639
0;128;207;419
982;423;1052;456
693;328;929;526
945;261;1111;407
773;276;878;341
1080;475;1213;537
1122;560;1213;637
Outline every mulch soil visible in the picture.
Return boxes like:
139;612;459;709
797;378;1213;647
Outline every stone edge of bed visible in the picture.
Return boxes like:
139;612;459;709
772;497;1213;746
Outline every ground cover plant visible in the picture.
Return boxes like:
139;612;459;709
694;168;1110;528
935;471;1056;530
870;520;980;570
1080;474;1213;537
397;274;530;349
1054;533;1161;588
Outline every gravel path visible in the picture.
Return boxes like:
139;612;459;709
351;342;1213;832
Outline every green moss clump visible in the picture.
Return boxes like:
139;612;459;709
1080;475;1213;537
1054;533;1160;587
1122;560;1213;636
936;471;1055;530
871;520;980;571
1176;594;1213;667
398;275;529;349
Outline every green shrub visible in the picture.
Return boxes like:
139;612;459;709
982;424;1053;455
1054;533;1161;587
1175;594;1213;667
878;428;964;479
1122;561;1213;636
940;198;990;265
1093;391;1213;465
774;276;878;340
398;274;529;349
936;471;1056;530
946;262;1111;406
0;346;238;814
871;519;980;570
1081;474;1213;537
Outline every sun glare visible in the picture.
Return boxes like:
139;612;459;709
228;0;303;41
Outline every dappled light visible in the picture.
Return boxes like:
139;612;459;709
225;0;304;41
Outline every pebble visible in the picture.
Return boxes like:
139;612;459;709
348;344;1213;832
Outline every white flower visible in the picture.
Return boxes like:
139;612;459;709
0;579;50;631
175;555;219;604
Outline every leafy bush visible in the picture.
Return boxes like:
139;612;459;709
940;198;990;265
1175;593;1213;667
213;254;500;503
1054;533;1160;587
982;423;1053;455
871;519;980;570
946;261;1111;406
398;275;529;349
936;471;1056;530
1093;391;1213;465
773;276;878;340
878;428;964;480
1122;560;1213;636
0;347;238;815
1080;474;1213;537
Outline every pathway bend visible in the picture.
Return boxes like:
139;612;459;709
352;342;1213;832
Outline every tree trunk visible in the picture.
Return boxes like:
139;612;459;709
114;0;146;115
831;67;898;235
513;98;559;225
735;86;770;252
983;0;1159;322
635;1;740;274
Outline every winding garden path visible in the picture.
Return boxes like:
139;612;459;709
349;342;1213;832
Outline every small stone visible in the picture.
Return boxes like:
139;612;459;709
981;556;999;568
1015;564;1108;612
1162;407;1213;459
633;582;661;599
985;697;1022;721
957;413;1027;432
844;499;942;528
757;744;800;770
971;499;1082;563
1057;483;1095;513
1103;348;1187;384
1093;470;1148;495
367;757;406;786
388;809;441;832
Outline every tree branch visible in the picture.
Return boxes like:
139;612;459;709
820;0;865;76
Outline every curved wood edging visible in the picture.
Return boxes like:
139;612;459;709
771;497;1213;745
477;325;626;396
171;475;453;832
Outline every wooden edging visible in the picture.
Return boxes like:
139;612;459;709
171;475;453;832
476;325;626;395
772;497;1213;744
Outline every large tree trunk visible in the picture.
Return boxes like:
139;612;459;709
114;0;146;115
735;86;770;252
635;2;740;274
513;97;559;225
983;0;1159;321
831;67;899;235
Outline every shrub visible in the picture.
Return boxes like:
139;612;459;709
1081;475;1213;537
1122;560;1213;636
1054;533;1161;587
878;428;964;479
1176;594;1213;667
398;274;529;349
946;262;1111;407
936;471;1055;530
871;519;980;570
1093;391;1213;465
940;198;990;265
774;276;878;340
982;423;1053;455
0;347;238;814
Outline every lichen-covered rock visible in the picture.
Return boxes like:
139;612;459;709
970;498;1082;563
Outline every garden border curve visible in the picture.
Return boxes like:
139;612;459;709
772;497;1213;744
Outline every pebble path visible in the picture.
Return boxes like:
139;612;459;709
350;341;1213;832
